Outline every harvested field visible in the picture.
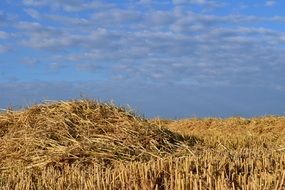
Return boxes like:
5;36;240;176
0;99;285;190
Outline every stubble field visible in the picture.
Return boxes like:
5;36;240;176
0;99;284;190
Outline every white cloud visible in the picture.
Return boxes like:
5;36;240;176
173;0;210;5
0;11;16;27
191;0;206;5
49;62;66;70
22;0;114;12
1;1;282;89
24;8;41;19
17;21;43;31
0;31;8;39
265;0;276;7
76;63;102;72
0;45;10;53
22;0;47;6
172;0;188;4
139;0;152;4
90;8;142;25
0;0;285;117
45;14;89;26
172;0;224;7
21;57;40;66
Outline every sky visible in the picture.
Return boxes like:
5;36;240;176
0;0;285;118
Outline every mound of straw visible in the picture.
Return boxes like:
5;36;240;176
0;99;198;170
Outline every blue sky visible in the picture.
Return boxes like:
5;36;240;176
0;0;285;118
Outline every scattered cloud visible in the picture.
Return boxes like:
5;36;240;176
22;0;114;12
0;45;11;53
173;0;206;5
49;62;67;71
20;57;40;67
0;0;285;117
139;0;152;4
265;0;276;7
24;8;41;19
76;63;102;72
9;6;284;87
0;0;284;117
172;0;225;8
0;11;17;27
0;31;8;39
22;0;47;7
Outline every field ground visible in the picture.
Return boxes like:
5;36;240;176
0;100;284;190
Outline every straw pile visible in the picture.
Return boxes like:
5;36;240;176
0;99;198;170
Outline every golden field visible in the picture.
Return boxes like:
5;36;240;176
0;99;284;190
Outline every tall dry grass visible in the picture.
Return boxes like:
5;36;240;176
1;100;285;189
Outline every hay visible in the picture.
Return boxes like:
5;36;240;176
0;99;198;170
